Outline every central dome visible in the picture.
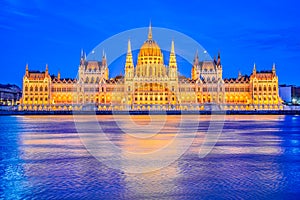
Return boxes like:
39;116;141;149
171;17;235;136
137;24;163;66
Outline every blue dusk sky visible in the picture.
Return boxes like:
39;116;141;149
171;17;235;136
1;0;300;87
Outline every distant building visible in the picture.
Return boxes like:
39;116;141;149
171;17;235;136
293;86;300;100
19;23;282;111
279;85;300;105
0;84;22;106
279;85;292;103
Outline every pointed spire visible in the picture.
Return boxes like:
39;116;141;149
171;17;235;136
25;63;29;76
194;49;199;66
125;39;134;79
238;71;242;79
127;39;132;54
192;50;199;80
169;40;177;69
125;39;134;70
102;49;107;67
272;63;276;74
45;64;49;75
58;70;61;80
213;56;217;64
253;63;257;74
171;39;175;54
80;49;86;65
148;21;152;40
81;49;85;59
217;51;221;66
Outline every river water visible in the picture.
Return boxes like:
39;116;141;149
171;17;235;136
0;115;300;199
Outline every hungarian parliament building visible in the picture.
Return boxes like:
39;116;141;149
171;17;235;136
19;25;282;111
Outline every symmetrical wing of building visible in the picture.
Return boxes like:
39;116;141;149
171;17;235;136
19;25;282;111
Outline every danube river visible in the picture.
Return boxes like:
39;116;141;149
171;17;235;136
1;115;300;199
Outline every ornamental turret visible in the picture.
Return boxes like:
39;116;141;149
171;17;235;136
168;40;178;80
125;39;134;79
191;50;200;80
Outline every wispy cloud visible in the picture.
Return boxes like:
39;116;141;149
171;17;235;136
231;27;300;52
9;9;36;18
0;24;14;30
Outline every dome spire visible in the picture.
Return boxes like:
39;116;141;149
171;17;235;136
148;21;152;40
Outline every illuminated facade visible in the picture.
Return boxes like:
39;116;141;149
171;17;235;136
19;25;282;111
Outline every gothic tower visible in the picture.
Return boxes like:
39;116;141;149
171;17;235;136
168;40;178;80
191;50;200;80
125;39;134;80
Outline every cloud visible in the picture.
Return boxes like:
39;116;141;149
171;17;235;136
0;24;14;30
1;0;40;19
10;9;36;18
232;27;300;52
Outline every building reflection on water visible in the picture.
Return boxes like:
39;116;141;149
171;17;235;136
1;115;300;199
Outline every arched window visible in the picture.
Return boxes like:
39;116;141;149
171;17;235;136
30;86;33;92
45;86;48;92
25;86;28;92
35;86;38;92
264;86;267;91
259;86;262;91
273;86;277;91
268;86;272;91
254;86;257;91
40;86;43;92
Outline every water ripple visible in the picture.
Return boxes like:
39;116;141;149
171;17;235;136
0;115;300;199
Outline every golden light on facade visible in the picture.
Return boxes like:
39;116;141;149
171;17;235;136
19;25;282;111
